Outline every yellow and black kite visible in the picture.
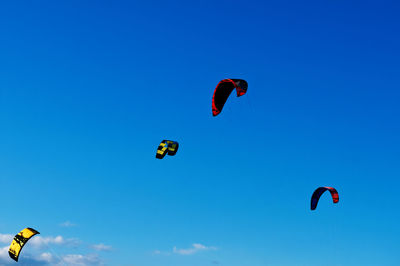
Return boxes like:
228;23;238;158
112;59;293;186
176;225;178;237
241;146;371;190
9;227;40;262
156;140;179;159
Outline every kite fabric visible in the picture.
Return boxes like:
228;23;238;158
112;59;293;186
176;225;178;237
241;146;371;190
9;227;40;262
156;140;179;159
212;79;248;116
310;187;339;210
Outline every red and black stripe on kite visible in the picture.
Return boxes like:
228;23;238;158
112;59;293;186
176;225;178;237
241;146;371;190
310;187;339;210
212;79;248;116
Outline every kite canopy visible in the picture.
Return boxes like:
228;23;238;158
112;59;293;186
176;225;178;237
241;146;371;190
156;140;179;159
212;79;248;116
9;228;40;262
310;187;339;210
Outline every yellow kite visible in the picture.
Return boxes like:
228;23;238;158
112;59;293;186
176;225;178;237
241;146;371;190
156;140;179;159
9;227;40;262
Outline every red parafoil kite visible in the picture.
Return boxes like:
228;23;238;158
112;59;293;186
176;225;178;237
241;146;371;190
212;79;248;116
311;187;339;210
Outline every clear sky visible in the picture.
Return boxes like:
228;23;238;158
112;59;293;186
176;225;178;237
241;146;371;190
0;0;400;265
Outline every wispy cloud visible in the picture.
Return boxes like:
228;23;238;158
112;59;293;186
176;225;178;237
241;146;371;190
0;233;80;250
38;252;53;263
90;243;112;251
59;221;77;228
0;234;13;244
172;243;217;255
30;235;80;249
153;243;217;256
0;230;109;266
0;245;105;266
0;246;10;260
152;249;171;256
61;253;104;266
153;250;161;255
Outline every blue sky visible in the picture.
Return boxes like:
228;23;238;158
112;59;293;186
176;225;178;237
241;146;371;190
0;0;400;265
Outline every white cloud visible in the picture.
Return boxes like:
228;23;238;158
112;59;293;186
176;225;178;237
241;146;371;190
38;252;53;263
30;235;80;249
90;243;112;251
0;232;107;266
0;233;80;250
0;246;10;260
60;221;77;228
0;246;105;266
30;235;63;247
34;252;104;266
0;234;13;244
173;243;217;255
0;246;54;265
152;249;170;256
61;253;104;266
